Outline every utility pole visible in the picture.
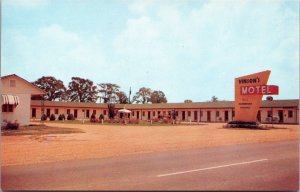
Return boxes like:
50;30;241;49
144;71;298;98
129;87;131;104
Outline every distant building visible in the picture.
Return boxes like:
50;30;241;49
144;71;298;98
1;74;45;126
31;99;299;124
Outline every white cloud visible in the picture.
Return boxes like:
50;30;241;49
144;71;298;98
129;0;155;14
113;0;299;101
38;24;80;45
10;24;109;85
3;0;298;102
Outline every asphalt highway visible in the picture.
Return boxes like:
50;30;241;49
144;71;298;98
2;140;299;190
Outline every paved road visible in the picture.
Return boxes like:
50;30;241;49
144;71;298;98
2;140;299;190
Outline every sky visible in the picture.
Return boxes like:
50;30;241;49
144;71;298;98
2;0;299;103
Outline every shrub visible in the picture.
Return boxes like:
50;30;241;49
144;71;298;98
41;114;47;121
50;114;56;121
227;121;259;128
163;118;170;124
58;114;65;121
99;114;104;120
2;120;19;130
67;113;74;120
90;114;96;122
129;119;139;124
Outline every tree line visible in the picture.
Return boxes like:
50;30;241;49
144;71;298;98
32;76;167;104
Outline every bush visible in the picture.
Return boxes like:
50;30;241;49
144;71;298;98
50;114;56;121
58;114;65;121
41;114;47;121
67;113;75;120
163;118;170;124
2;120;19;130
90;114;96;122
227;121;259;128
99;114;104;120
129;119;139;124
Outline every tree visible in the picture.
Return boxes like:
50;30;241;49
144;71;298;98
67;77;98;102
116;91;129;104
108;103;116;119
211;96;218;102
184;99;192;103
149;90;167;103
132;87;152;104
32;76;67;101
98;83;120;103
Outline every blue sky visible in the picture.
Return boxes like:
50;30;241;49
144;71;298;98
2;0;299;102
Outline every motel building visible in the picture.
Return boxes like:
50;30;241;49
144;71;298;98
1;74;45;126
30;99;299;124
1;74;299;126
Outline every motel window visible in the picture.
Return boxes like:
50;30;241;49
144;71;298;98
10;80;16;87
288;110;293;118
158;111;161;115
67;109;70;115
267;110;272;117
55;109;59;114
188;111;191;117
32;108;36;117
2;104;13;112
216;111;220;117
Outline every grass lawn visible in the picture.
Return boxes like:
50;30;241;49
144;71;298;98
1;124;84;136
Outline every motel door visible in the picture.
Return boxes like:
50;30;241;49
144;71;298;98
46;109;50;117
182;111;185;121
194;111;198;121
207;111;211;122
224;111;228;122
32;108;36;118
74;109;78;118
148;111;151;120
257;110;261;122
278;110;284;123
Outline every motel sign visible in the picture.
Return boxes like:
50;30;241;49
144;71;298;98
240;85;279;95
234;70;279;122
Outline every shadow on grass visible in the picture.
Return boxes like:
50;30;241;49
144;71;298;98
1;124;84;136
219;126;289;130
